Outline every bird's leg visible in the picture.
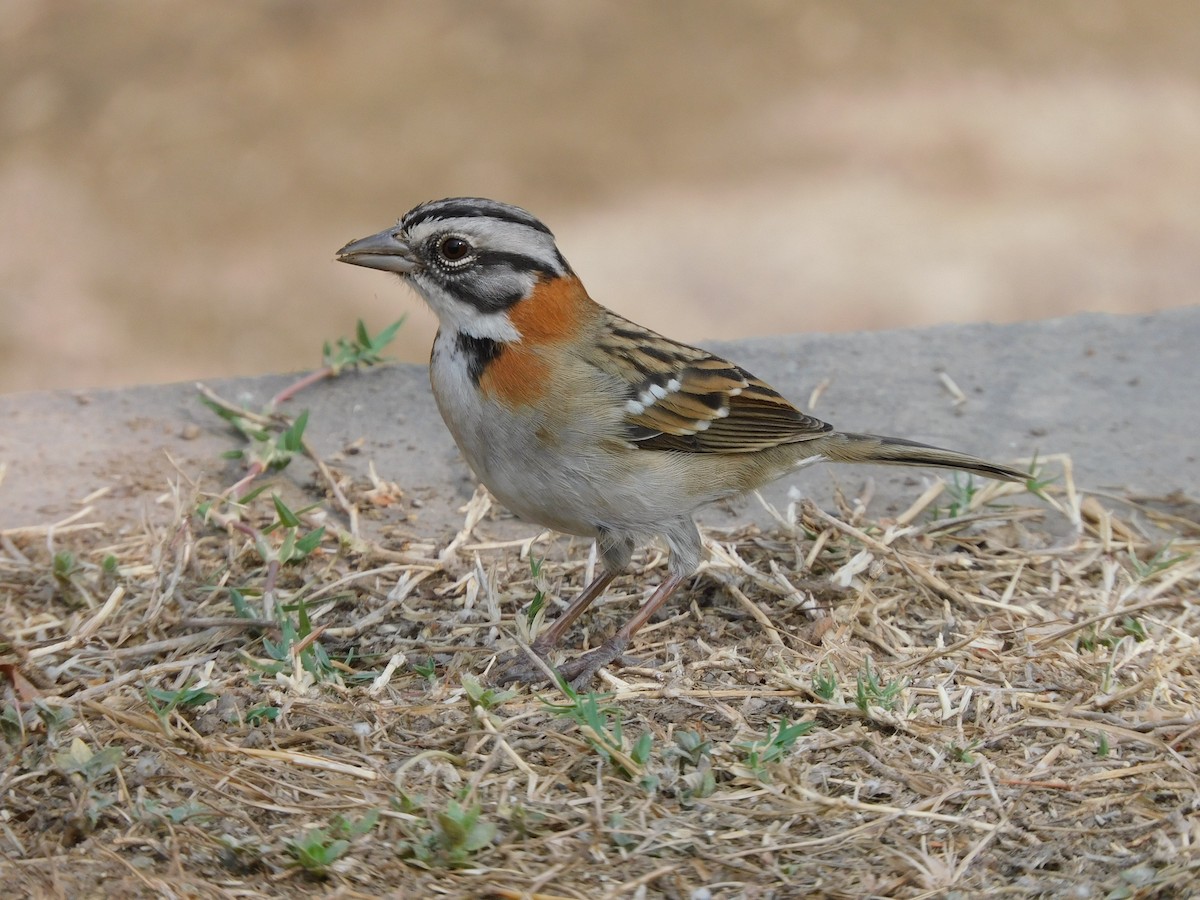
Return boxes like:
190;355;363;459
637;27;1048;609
492;569;616;685
558;519;698;688
530;569;616;655
556;571;688;689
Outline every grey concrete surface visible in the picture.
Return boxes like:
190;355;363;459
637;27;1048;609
1;308;1196;541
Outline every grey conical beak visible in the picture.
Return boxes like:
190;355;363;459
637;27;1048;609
336;228;419;274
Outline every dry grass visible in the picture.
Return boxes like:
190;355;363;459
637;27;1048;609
2;452;1198;898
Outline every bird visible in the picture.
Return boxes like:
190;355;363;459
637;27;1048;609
337;197;1025;688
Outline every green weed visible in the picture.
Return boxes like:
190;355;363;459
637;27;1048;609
397;800;495;870
739;718;814;781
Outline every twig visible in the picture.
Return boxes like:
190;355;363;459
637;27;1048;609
28;586;126;659
216;744;380;781
805;501;972;606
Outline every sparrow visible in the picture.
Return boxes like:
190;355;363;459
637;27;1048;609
337;197;1025;688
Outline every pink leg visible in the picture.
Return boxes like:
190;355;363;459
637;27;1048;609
530;569;616;653
493;569;616;685
557;571;688;689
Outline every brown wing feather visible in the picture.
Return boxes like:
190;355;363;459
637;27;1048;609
588;311;833;454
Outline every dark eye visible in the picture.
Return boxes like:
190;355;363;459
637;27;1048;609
438;236;472;262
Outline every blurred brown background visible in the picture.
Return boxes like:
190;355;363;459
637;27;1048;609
2;1;1197;393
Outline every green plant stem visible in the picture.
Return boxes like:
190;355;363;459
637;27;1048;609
270;367;335;410
198;382;358;535
225;462;267;501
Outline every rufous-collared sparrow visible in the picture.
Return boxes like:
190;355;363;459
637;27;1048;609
337;197;1025;687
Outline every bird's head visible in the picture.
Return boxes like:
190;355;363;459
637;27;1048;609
337;197;571;341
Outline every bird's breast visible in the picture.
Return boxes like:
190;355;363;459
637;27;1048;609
429;329;599;536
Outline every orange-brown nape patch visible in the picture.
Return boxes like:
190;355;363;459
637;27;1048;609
507;274;593;346
479;275;595;408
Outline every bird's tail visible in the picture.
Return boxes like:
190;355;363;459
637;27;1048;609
819;432;1027;482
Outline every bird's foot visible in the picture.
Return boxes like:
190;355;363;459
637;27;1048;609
491;636;635;691
555;636;632;691
491;641;559;687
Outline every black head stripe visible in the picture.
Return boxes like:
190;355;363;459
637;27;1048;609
474;250;559;277
403;198;553;236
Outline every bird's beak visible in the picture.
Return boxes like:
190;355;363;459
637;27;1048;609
336;228;419;274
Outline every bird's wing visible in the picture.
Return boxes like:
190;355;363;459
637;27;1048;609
588;311;833;453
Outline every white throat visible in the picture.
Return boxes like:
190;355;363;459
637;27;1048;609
410;280;523;342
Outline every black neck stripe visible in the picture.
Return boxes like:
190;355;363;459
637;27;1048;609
445;281;527;314
456;333;504;384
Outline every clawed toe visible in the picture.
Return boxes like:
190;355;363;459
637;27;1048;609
554;637;632;690
490;637;635;691
490;645;557;687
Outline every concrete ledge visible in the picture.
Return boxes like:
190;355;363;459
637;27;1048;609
1;308;1196;537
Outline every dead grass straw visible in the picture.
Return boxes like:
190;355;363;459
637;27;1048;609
2;455;1198;898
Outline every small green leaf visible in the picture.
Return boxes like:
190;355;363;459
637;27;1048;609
200;396;241;423
237;484;272;504
812;663;838;701
272;494;302;528
332;809;379;839
56;739;123;781
437;807;469;845
146;685;218;710
369;317;405;351
411;658;437;681
631;731;653;765
293;526;326;559
245;705;280;725
463;818;496;852
286;827;350;874
462;674;515;709
229;587;255;619
280;410;309;453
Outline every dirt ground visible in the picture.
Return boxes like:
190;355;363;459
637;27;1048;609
3;435;1198;898
2;1;1199;393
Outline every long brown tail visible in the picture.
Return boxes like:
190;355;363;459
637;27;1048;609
819;432;1027;482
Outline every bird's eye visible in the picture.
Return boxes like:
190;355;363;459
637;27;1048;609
438;236;472;262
